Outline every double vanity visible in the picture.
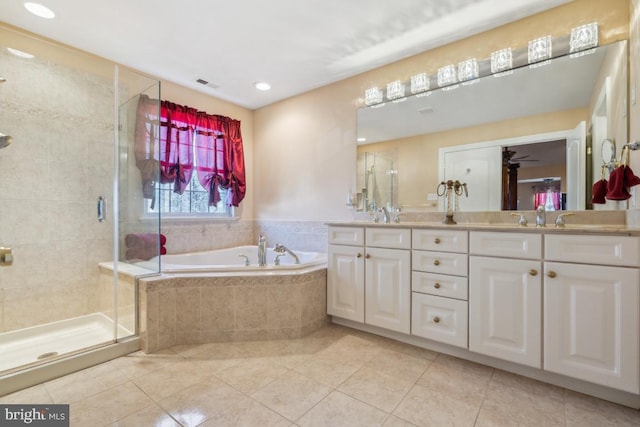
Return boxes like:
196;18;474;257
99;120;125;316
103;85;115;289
326;220;640;407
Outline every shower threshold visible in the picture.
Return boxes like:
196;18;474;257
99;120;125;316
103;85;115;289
0;313;132;374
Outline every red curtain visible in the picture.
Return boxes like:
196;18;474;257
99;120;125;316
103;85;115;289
533;191;560;210
135;95;246;207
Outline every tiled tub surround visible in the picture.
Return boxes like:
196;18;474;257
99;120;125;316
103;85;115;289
138;268;328;353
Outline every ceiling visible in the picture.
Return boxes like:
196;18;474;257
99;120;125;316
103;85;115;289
0;0;571;109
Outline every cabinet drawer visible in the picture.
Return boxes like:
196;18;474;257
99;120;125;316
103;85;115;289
366;227;411;249
412;271;468;300
545;234;640;267
470;231;541;260
412;250;468;276
412;229;468;252
412;293;468;348
328;226;364;246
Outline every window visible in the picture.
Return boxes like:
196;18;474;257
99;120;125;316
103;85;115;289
135;95;246;218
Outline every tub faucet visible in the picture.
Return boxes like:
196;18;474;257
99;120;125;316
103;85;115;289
274;243;300;264
536;205;546;228
258;235;267;266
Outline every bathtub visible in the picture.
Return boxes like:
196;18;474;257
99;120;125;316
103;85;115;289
137;245;327;274
131;245;329;352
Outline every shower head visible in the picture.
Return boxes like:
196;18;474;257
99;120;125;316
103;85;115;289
0;133;13;149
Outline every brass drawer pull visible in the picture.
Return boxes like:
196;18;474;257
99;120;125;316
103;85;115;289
434;238;441;244
357;253;362;258
547;271;557;278
529;269;538;276
433;316;440;323
365;253;371;259
434;283;441;289
433;260;440;266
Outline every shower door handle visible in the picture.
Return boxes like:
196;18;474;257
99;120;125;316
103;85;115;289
97;196;107;222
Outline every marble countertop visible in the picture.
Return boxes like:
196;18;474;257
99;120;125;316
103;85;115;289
326;221;640;235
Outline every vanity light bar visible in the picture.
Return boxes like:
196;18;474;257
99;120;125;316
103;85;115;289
362;23;598;107
528;35;552;64
364;87;384;106
491;48;513;74
437;64;458;88
410;73;430;94
386;80;406;101
570;22;599;53
458;58;479;84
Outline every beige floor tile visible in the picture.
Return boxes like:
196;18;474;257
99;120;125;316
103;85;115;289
416;354;493;405
393;384;481;427
0;384;52;404
476;370;565;427
251;370;331;422
382;415;419;426
43;360;129;404
111;349;183;378
293;352;362;388
131;359;218;401
365;348;433;383
199;395;291;426
215;357;290;393
69;381;155;426
171;341;240;359
564;390;640;427
375;337;439;361
110;402;180;426
297;390;389;427
338;367;414;412
157;377;244;427
314;334;382;364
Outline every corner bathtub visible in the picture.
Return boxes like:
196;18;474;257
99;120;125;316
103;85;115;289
131;245;329;353
136;245;327;274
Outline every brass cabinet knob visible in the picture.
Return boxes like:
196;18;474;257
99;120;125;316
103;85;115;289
547;271;557;278
433;260;440;266
434;283;441;289
434;238;441;244
356;253;362;258
365;253;371;259
529;269;538;276
433;316;440;323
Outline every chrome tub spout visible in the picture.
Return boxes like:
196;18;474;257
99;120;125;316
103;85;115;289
274;243;300;264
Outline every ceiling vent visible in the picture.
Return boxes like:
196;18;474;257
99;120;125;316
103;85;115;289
195;78;219;89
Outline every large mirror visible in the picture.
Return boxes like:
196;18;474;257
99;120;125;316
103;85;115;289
357;40;628;212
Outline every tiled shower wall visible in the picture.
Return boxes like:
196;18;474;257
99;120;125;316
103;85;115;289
0;48;114;332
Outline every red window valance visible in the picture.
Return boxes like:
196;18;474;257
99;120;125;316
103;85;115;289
134;94;246;207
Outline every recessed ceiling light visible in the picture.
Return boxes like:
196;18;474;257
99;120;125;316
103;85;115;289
24;2;55;19
254;82;271;91
357;137;367;143
7;47;35;59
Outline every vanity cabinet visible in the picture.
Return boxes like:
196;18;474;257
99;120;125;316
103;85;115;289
468;232;542;368
411;229;469;348
327;226;365;322
327;226;411;334
543;234;640;394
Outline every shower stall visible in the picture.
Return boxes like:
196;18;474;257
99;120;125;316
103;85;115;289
0;25;160;394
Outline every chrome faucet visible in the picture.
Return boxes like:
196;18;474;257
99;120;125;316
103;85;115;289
536;205;546;228
274;243;300;264
258;234;267;266
554;212;575;228
379;206;390;224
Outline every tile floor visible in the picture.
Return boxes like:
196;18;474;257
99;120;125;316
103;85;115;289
2;324;639;426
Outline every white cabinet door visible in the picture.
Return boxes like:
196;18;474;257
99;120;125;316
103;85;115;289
544;262;640;394
327;244;364;322
469;256;542;367
365;247;411;334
